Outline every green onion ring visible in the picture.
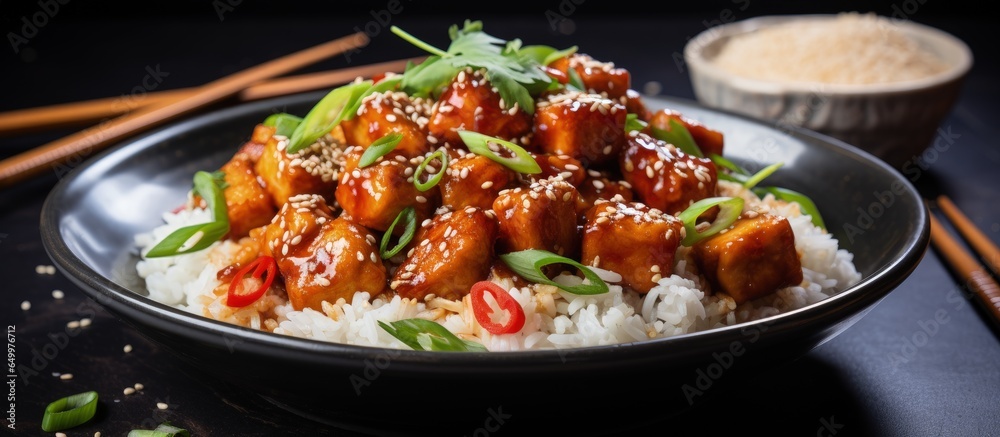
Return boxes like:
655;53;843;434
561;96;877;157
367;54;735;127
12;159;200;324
457;130;541;174
678;197;745;246
41;390;99;432
413;149;448;192
499;249;609;295
358;133;404;168
380;206;417;259
379;319;487;352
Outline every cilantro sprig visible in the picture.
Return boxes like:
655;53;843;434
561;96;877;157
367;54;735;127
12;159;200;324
390;20;566;114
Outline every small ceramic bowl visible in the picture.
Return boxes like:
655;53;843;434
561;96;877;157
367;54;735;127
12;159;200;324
683;14;972;168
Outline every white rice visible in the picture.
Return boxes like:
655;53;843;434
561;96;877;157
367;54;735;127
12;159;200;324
135;180;861;351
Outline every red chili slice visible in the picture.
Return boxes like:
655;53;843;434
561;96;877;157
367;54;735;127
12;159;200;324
226;256;278;307
470;281;526;335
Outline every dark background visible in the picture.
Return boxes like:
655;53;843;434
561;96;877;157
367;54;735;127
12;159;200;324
2;1;998;436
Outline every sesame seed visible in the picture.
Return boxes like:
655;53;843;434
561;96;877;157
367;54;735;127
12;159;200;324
651;273;662;283
592;179;606;189
438;242;447;251
290;235;302;246
651;265;661;273
135;383;144;390
52;290;64;299
370;252;378;263
80;318;92;327
481;181;494;189
96;432;102;437
67;321;80;329
35;265;45;274
157;402;169;410
595;217;609;224
416;196;427;203
59;373;73;380
386;114;397;122
646;166;655;179
356;251;365;262
124;344;133;353
281;244;289;256
317;277;331;287
46;266;56;274
20;301;30;311
56;433;67;437
124;387;136;395
522;199;531;208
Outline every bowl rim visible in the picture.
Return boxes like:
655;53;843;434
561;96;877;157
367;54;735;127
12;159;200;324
683;13;974;96
40;91;930;367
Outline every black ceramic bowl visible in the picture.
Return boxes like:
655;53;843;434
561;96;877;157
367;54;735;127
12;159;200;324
42;91;928;436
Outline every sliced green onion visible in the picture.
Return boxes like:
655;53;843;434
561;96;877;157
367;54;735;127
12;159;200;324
566;67;586;92
413;149;448;191
625;113;648;133
380;206;416;259
499;249;609;295
262;113;303;137
344;75;403;121
146;171;231;258
379;319;488;352
678;197;745;246
650;118;702;158
755;186;826;230
708;153;749;176
41;390;98;432
128;422;191;437
741;162;783;190
358;133;404;168
457;130;541;174
287;80;373;153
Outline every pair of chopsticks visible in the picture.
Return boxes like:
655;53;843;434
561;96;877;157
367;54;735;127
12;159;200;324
0;31;420;189
927;195;1000;327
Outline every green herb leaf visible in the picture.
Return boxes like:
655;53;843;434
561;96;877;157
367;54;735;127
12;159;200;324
379;319;488;352
145;171;231;258
392;22;553;114
128;422;191;437
499;249;609;295
457;130;541;174
708;153;749;176
262;113;303;137
755;186;826;230
287;80;373;153
380;206;417;259
650;118;703;158
358;133;404;168
413;149;448;192
678;197;745;246
41;391;98;432
625;113;648;133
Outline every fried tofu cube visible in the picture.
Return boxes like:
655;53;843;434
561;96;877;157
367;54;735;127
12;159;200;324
254;134;335;208
335;147;438;232
575;175;634;217
531;153;586;186
258;194;334;261
220;155;276;239
282;216;386;311
492;178;580;257
550;53;631;99
235;124;275;162
647;109;725;158
427;68;532;147
439;154;517;210
620;132;718;215
339;90;431;158
533;91;627;167
391;206;498;301
581;201;682;293
690;214;803;304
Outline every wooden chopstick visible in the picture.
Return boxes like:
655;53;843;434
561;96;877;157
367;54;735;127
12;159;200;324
0;56;423;137
927;206;1000;327
936;195;1000;278
0;31;368;189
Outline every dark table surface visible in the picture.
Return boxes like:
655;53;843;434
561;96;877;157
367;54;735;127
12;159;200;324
2;2;999;436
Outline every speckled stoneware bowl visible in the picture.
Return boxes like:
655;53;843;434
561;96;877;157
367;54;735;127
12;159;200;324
684;14;972;169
